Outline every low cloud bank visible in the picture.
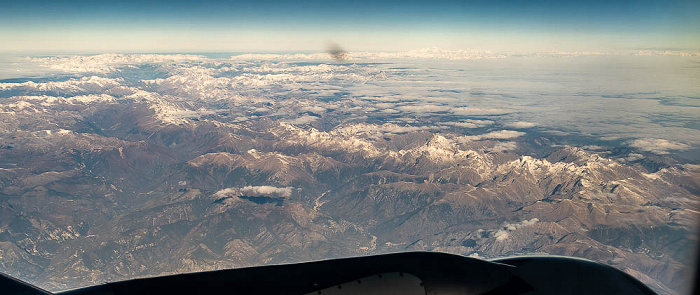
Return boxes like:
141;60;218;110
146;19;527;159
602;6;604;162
630;138;691;154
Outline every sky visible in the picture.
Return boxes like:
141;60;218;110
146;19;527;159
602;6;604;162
1;0;699;53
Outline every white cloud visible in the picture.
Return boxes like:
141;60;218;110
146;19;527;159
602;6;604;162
451;107;511;116
397;104;451;113
380;108;400;114
490;141;518;152
352;47;505;60
505;121;536;128
629;138;691;154
214;186;294;198
213;188;239;198
619;153;645;163
493;230;510;241
231;53;330;60
441;119;494;129
241;186;293;197
374;102;398;109
379;125;435;134
463;130;526;141
301;106;327;113
533;50;700;57
494;218;539;241
229;48;700;62
230;47;505;61
632;50;700;57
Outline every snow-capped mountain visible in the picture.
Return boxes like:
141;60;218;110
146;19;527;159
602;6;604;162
0;53;697;294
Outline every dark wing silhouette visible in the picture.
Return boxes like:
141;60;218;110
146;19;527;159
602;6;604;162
2;252;656;295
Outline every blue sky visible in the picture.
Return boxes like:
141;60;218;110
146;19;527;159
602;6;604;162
1;0;699;53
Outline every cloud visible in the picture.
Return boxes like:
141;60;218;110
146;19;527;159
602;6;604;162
441;119;494;129
241;186;293;197
301;106;327;113
490;141;518;152
377;125;436;134
532;50;700;57
451;107;511;116
397;104;451;113
619;153;644;162
629;138;691;154
214;186;294;198
463;130;526;141
229;48;700;62
494;218;539;241
352;47;505;60
231;53;330;60
213;188;239;198
632;50;700;57
493;230;510;241
374;102;398;109
230;47;505;61
505;121;536;128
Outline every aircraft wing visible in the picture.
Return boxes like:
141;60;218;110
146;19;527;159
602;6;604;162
2;252;656;295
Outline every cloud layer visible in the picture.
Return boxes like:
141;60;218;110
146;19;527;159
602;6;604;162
630;138;691;154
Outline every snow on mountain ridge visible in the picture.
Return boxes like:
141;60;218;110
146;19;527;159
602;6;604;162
0;76;123;93
28;54;207;73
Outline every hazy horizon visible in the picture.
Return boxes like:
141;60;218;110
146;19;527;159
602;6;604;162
2;0;699;53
